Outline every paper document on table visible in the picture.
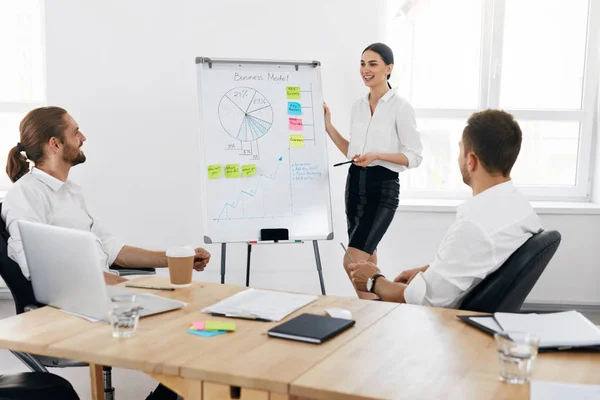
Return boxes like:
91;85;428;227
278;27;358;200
531;380;600;400
494;311;600;348
202;289;318;322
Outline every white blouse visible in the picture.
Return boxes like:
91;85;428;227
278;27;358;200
347;87;423;173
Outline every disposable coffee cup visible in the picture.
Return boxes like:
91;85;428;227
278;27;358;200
166;246;195;288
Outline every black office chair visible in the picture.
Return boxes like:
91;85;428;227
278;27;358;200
459;230;561;313
0;372;79;400
0;202;116;399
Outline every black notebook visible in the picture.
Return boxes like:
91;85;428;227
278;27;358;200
268;313;356;344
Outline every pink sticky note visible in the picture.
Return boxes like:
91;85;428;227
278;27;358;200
288;118;303;131
191;321;206;330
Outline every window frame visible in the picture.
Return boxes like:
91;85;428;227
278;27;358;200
0;0;46;192
390;0;600;202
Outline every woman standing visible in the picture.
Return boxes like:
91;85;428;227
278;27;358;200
324;43;423;299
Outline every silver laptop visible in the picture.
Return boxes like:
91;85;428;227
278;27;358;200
18;220;184;322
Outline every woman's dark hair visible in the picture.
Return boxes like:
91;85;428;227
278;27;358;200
362;42;394;88
6;106;69;183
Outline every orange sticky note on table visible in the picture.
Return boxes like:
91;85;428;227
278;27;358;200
191;321;206;330
288;118;303;131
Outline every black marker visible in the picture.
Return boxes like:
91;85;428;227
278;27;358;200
333;160;355;167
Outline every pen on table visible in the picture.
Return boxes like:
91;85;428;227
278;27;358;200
125;284;175;291
210;312;272;322
333;160;355;167
340;243;356;264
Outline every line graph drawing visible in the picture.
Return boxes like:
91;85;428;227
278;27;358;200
214;156;294;222
218;87;273;142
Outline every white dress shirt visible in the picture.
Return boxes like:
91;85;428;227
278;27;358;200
404;180;543;308
347;87;423;173
1;167;124;277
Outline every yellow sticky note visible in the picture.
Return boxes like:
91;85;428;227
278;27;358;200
205;321;236;331
207;165;222;179
225;164;240;178
286;86;301;100
290;134;304;148
242;164;257;177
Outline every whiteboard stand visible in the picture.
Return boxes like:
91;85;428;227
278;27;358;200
219;241;326;295
196;57;334;294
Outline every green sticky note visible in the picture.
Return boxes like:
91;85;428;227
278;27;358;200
205;321;236;331
207;165;222;179
225;164;240;178
242;164;257;177
290;134;304;148
286;86;301;100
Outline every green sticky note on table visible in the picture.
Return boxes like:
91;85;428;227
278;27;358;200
286;86;301;100
208;165;222;179
205;321;236;331
242;164;257;177
225;164;240;178
290;134;304;148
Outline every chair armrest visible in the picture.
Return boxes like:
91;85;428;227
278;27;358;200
35;355;88;368
10;351;48;373
109;265;156;277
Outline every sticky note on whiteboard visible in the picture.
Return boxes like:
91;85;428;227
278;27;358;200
241;164;257;177
289;118;303;131
290;134;304;148
288;102;302;115
286;86;301;99
225;164;240;178
207;165;223;179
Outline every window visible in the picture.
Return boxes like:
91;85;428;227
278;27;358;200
0;0;45;191
387;0;600;200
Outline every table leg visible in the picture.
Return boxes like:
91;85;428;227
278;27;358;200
89;363;104;400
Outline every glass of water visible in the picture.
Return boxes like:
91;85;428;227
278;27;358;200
108;294;141;338
494;331;540;384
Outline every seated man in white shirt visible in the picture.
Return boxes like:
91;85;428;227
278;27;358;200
2;106;211;285
349;109;543;308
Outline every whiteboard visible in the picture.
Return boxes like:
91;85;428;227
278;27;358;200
195;58;334;244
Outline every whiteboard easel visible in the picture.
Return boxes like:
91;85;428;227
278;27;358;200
195;57;333;294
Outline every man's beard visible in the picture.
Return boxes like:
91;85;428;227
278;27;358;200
460;160;470;186
63;144;86;166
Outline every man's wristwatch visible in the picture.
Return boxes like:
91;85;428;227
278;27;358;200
366;273;385;293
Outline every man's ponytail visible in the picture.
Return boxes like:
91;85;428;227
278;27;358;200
6;145;30;183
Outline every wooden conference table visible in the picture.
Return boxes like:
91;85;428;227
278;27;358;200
0;277;597;399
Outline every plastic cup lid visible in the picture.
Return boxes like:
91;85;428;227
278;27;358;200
166;245;195;258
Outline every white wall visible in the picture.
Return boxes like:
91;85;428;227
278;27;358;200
45;0;600;305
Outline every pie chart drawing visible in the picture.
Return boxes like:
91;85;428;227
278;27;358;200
218;87;274;142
